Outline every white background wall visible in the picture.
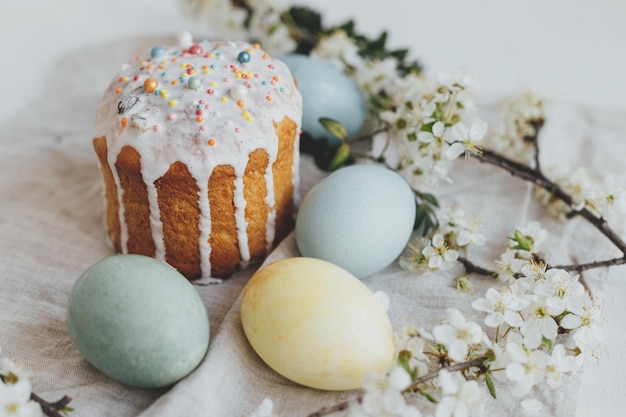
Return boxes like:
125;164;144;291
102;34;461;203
1;0;626;121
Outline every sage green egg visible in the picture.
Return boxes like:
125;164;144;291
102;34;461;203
67;254;210;388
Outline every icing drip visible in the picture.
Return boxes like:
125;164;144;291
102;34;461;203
197;180;212;279
233;174;250;265
109;156;129;254
145;179;166;261
94;40;302;279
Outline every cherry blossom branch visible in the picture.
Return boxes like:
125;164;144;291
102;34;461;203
457;256;496;277
304;356;489;417
464;147;626;275
0;373;72;417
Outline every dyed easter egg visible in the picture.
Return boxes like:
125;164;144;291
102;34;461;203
280;54;365;143
296;164;415;278
67;254;210;388
240;257;395;390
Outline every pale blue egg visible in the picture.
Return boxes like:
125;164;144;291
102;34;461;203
67;254;209;388
296;165;416;278
280;54;365;143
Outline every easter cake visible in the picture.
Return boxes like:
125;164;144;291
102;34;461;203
93;40;302;280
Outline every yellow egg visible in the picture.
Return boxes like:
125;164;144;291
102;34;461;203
240;257;395;390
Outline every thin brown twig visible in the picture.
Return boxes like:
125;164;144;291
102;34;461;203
473;147;626;261
457;256;496;277
304;356;489;417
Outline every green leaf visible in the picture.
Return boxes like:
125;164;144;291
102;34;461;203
511;230;532;251
419;192;440;207
420;121;435;132
414;204;428;231
319;117;348;141
421;390;439;403
485;372;497;399
371;31;388;51
542;336;553;350
336;19;355;36
287;6;322;34
327;142;351;171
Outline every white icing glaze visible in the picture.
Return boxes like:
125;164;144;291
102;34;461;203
94;40;302;279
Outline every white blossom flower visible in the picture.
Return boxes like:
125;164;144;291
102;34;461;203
571;294;604;352
433;309;483;361
445;120;487;160
520;398;543;414
436;369;485;417
354;58;398;94
494;249;529;283
519;297;559;350
519;262;547;282
399;236;429;271
0;359;32;387
311;30;363;70
436;206;486;248
471;287;528;328
504;341;549;395
485;91;544;163
248;397;278;417
422;234;459;271
544;344;578;388
533;269;585;316
179;0;247;40
511;222;547;253
417;121;445;144
351;367;422;417
0;380;41;417
247;2;296;55
395;325;430;378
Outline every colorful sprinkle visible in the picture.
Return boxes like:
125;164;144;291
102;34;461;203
187;76;202;90
143;78;158;93
189;44;204;55
230;85;248;100
153;125;160;132
115;87;121;94
133;75;140;81
266;95;272;102
242;111;252;122
200;125;207;131
119;117;128;133
221;96;228;103
237;100;245;109
207;89;214;95
167;114;176;121
235;127;241;133
196;116;203;123
169;100;177;107
237;51;251;63
208;138;215;146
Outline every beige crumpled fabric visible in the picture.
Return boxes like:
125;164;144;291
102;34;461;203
0;36;621;417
